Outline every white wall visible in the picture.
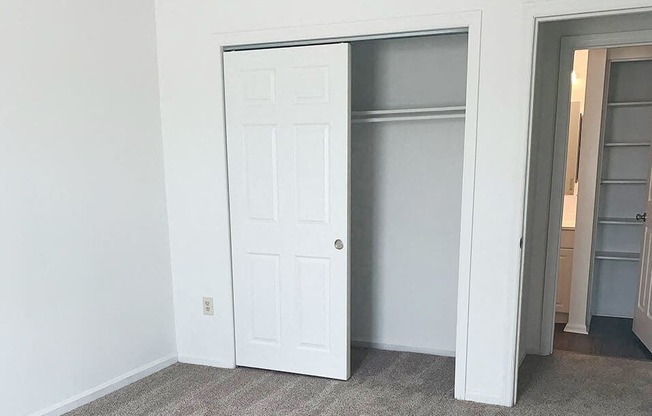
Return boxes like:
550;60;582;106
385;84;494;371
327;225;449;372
0;1;176;415
154;0;652;406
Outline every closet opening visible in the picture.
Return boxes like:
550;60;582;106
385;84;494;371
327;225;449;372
222;30;470;385
519;13;652;385
350;34;466;358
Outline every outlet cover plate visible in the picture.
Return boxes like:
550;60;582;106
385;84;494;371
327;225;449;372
203;297;214;316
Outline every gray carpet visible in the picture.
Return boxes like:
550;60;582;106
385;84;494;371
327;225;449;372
66;349;652;415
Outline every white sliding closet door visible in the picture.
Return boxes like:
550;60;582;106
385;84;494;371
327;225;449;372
224;44;351;380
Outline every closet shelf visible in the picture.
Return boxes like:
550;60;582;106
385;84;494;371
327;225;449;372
598;217;644;225
607;100;652;108
604;142;650;147
351;106;465;124
595;251;640;261
601;179;647;184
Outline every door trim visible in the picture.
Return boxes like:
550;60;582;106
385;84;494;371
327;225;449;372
214;11;482;402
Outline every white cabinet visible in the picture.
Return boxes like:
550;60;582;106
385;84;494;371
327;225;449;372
556;230;574;317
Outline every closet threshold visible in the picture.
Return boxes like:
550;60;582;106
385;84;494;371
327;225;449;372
351;106;465;124
595;251;640;261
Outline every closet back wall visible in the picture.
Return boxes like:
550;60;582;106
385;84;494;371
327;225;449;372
350;34;468;355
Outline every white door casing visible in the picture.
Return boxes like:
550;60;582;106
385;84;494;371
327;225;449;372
224;44;351;379
634;143;652;353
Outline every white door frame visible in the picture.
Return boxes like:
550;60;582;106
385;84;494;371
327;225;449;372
527;29;652;355
214;11;481;400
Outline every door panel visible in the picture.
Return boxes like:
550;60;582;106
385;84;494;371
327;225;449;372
224;44;351;379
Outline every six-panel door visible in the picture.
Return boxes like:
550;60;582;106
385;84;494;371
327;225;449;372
224;44;350;379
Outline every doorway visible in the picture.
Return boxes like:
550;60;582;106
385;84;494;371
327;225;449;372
553;46;652;361
520;14;652;366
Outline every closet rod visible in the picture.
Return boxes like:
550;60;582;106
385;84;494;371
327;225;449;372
352;113;465;124
351;106;465;117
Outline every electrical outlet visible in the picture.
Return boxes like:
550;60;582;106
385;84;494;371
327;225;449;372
203;297;214;316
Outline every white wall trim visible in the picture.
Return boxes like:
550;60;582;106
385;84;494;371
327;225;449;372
351;341;455;357
178;355;236;368
28;354;178;416
212;10;482;403
454;11;482;404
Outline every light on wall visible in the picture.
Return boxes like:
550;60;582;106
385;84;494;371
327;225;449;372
571;70;578;85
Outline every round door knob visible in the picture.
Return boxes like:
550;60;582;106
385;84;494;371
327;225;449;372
334;239;344;250
636;213;647;222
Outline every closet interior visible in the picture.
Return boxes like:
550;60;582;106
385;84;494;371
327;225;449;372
349;33;467;356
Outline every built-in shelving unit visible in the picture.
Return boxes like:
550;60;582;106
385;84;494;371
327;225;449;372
589;55;652;318
351;105;465;124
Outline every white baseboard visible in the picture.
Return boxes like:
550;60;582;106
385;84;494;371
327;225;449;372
177;355;235;368
30;353;178;416
563;323;588;334
352;340;455;357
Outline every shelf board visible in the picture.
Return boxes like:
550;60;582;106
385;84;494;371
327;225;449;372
601;179;647;185
607;100;652;108
595;251;640;261
598;217;644;225
604;142;650;147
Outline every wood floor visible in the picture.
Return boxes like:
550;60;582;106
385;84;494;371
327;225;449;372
554;316;652;361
